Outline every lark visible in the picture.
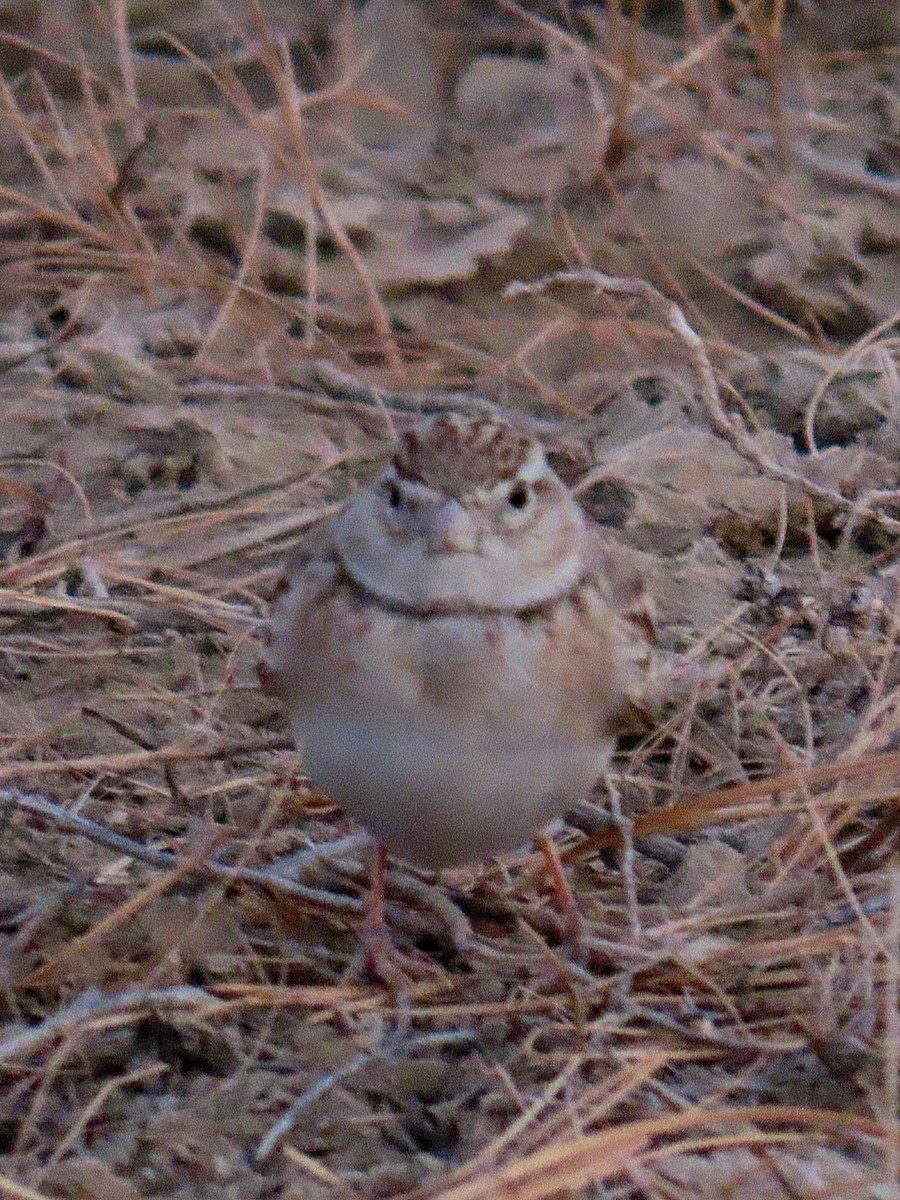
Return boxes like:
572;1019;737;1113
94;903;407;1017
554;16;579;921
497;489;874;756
261;413;654;974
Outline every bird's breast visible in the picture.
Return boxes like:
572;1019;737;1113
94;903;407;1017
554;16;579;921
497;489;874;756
294;709;611;869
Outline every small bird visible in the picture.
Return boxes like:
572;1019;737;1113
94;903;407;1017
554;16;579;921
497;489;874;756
261;413;654;974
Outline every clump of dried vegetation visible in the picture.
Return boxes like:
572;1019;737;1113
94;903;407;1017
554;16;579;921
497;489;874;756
1;1;900;1196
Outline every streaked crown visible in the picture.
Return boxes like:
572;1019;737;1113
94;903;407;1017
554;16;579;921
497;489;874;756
394;414;540;496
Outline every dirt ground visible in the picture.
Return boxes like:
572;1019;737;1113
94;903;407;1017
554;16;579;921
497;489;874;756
2;2;900;1197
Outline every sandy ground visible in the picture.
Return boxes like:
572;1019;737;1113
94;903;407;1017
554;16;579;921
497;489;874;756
2;2;900;1197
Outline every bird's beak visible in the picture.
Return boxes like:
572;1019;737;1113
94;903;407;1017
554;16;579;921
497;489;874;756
425;499;478;554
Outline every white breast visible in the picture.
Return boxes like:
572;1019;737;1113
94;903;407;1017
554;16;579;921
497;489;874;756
294;710;612;869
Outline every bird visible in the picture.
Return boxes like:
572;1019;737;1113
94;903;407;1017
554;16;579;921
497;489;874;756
260;412;655;977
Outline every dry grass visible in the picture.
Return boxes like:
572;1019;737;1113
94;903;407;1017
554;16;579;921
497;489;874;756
1;2;900;1197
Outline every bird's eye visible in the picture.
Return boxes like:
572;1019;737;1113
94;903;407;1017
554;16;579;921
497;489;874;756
507;482;530;510
385;480;403;509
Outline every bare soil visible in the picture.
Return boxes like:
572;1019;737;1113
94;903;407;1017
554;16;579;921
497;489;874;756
1;2;900;1197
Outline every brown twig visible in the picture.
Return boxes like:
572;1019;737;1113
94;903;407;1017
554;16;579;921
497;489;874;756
0;735;292;784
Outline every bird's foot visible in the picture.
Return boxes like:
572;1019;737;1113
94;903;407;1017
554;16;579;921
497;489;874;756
344;843;443;991
351;921;442;990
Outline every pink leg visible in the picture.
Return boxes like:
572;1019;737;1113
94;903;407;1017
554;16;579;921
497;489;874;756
361;842;390;974
357;844;438;987
538;831;583;945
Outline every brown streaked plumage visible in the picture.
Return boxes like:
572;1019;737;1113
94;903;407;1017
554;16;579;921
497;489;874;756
262;413;655;969
394;414;536;492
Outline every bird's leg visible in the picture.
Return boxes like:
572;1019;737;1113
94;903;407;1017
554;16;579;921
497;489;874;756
538;831;584;946
359;842;392;973
355;843;440;987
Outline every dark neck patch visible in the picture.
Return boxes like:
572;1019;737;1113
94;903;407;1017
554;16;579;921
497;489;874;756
336;555;582;620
